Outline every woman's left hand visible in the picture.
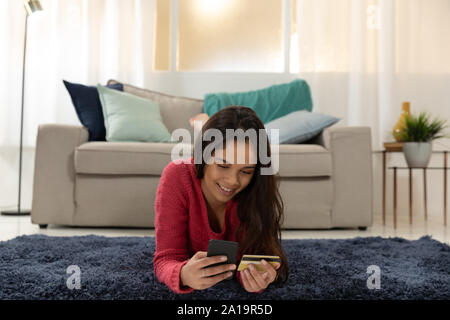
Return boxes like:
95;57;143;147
241;259;280;293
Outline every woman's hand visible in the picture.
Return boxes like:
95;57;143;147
180;251;237;290
241;259;280;293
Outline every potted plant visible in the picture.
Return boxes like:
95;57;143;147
398;111;448;168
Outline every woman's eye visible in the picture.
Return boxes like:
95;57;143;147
217;164;252;174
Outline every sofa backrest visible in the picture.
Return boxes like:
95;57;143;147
107;80;203;139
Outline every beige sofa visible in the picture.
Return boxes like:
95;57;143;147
31;81;373;229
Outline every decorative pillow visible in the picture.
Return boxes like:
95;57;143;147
63;80;123;141
265;110;340;144
107;79;203;135
97;85;172;143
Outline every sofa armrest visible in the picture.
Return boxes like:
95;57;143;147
315;126;373;227
31;124;89;225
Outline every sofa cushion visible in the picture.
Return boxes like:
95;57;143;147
277;144;332;177
265;110;340;144
107;80;203;138
63;80;123;141
75;142;181;175
75;142;331;177
97;85;172;143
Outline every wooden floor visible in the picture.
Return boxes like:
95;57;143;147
1;213;448;245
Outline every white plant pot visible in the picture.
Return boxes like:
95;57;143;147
402;142;432;168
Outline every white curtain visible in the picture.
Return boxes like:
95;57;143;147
295;0;450;149
0;0;156;148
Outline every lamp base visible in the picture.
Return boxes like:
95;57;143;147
1;209;30;216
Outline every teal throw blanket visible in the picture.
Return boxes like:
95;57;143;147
203;79;313;124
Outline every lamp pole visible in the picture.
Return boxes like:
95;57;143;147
1;0;43;216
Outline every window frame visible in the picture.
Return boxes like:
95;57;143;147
153;0;293;74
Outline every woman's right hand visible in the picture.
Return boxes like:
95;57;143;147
180;251;236;290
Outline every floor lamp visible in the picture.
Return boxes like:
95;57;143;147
1;0;43;216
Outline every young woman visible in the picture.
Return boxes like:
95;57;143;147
153;106;288;294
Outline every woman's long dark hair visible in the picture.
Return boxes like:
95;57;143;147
194;106;288;284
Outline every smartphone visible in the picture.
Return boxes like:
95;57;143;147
206;239;239;278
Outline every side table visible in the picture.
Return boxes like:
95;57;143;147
382;144;448;229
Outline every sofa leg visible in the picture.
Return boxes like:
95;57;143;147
39;224;48;229
358;226;367;231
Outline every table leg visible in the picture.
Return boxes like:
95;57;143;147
409;167;413;225
445;152;447;226
382;151;386;226
423;168;427;221
394;167;397;230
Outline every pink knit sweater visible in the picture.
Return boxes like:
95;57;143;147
153;157;259;294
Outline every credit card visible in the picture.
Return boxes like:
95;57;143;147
237;255;281;272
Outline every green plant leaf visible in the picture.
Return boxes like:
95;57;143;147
398;111;448;142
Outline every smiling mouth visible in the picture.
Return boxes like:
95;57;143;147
216;183;235;196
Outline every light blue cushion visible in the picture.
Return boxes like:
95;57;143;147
97;85;172;142
265;110;340;144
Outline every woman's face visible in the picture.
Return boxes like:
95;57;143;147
201;140;257;206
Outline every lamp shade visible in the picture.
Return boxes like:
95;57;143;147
24;0;43;15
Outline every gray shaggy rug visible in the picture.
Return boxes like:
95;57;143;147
0;234;448;300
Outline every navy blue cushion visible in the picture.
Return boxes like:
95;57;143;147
63;80;123;141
